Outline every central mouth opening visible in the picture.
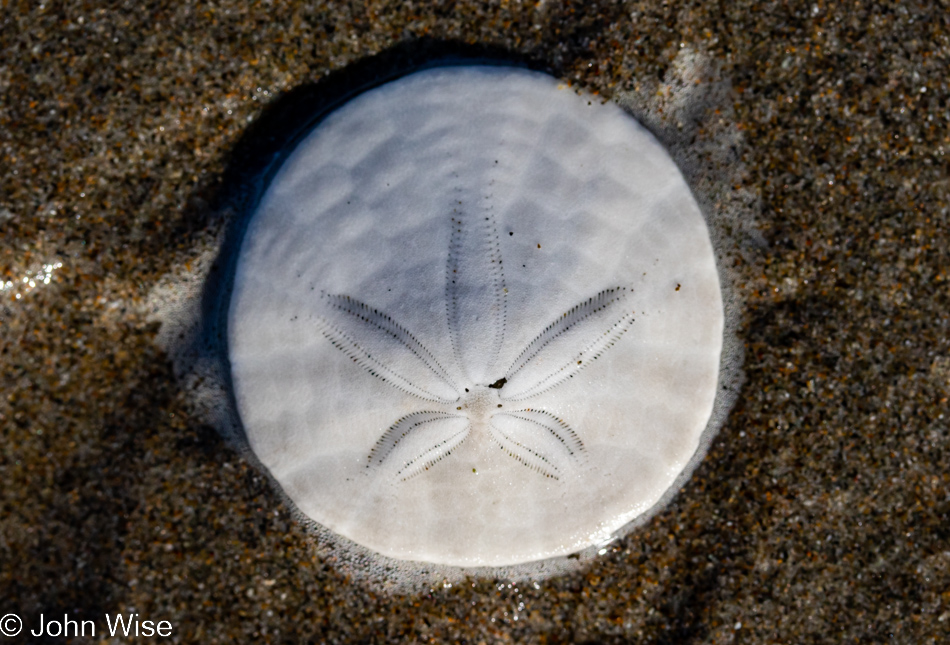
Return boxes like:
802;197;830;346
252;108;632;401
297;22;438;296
457;385;503;421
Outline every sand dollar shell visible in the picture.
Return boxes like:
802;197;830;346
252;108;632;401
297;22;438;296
228;65;724;566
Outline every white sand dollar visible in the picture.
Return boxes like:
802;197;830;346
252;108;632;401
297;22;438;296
228;65;724;567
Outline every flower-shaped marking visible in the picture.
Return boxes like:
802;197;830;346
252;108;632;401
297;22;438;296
316;209;635;481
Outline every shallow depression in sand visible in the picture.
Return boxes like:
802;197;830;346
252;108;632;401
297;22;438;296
227;65;725;567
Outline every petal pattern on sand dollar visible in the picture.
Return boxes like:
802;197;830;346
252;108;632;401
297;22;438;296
489;410;585;479
445;209;507;384
503;288;635;401
368;412;470;480
318;293;460;403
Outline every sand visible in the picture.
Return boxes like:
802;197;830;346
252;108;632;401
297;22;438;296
1;1;947;642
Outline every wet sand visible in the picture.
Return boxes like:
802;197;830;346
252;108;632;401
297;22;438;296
1;1;947;642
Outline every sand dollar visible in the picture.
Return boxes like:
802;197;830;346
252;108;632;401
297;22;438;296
228;65;724;566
